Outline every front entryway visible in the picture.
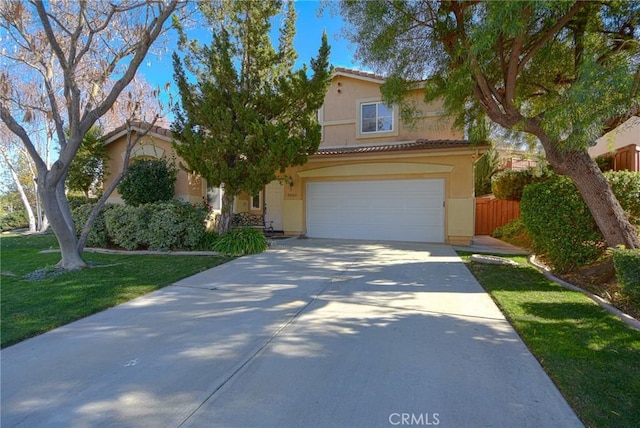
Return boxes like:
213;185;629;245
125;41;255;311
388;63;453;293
265;180;284;231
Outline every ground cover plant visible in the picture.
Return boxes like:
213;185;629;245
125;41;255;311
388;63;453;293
460;252;640;428
0;233;232;348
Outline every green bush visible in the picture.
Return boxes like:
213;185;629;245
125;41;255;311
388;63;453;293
612;247;640;299
474;146;499;197
102;201;208;251
595;154;614;172
492;217;533;249
521;176;603;272
104;205;148;250
604;170;640;226
213;227;268;256
71;203;113;248
177;203;209;250
145;202;209;250
491;168;548;201
197;231;219;250
521;171;640;272
0;211;29;232
118;158;177;206
67;195;97;210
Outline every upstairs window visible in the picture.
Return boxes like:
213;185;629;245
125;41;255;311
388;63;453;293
361;102;394;134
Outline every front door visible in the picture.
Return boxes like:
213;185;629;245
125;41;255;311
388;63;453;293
265;180;284;231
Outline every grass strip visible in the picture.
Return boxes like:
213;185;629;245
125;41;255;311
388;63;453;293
459;253;640;428
1;233;232;348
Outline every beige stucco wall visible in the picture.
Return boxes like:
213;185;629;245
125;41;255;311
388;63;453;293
280;147;482;244
589;116;640;158
103;133;203;205
321;75;461;147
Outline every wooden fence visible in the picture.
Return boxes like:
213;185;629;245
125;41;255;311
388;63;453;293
613;144;640;172
475;196;521;235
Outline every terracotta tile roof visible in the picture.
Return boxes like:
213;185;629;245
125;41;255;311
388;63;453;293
315;140;484;156
333;67;386;82
102;121;172;145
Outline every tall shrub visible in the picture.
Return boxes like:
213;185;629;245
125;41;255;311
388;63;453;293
491;167;550;200
118;158;177;206
521;172;640;272
521;176;603;271
605;171;640;226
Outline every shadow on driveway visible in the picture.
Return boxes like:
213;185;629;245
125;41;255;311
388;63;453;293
1;239;583;428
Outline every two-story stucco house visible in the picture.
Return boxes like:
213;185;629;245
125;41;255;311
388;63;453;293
103;68;488;245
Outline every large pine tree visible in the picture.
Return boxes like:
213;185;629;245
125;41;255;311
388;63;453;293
171;0;332;233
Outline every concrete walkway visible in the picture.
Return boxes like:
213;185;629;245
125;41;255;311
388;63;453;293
1;239;581;428
454;235;529;255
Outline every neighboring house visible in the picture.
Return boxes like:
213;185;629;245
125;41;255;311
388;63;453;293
103;68;488;245
589;116;640;172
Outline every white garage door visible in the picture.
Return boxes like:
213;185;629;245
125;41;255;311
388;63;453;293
306;179;445;243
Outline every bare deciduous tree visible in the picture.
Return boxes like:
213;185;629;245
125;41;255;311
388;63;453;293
1;0;182;269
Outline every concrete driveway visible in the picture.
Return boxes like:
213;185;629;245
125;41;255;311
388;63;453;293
1;239;582;428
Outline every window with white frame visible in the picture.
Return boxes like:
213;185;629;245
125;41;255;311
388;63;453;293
361;101;394;134
251;192;262;210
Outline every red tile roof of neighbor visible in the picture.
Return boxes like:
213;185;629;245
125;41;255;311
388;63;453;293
315;140;483;156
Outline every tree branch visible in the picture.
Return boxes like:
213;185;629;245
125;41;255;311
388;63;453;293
77;115;160;252
518;1;585;73
0;103;47;172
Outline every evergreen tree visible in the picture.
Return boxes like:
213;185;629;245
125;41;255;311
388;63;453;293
66;126;108;198
172;0;332;233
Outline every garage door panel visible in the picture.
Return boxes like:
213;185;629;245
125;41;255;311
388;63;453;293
306;179;444;243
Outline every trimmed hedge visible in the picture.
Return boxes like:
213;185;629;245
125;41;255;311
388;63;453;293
0;211;29;232
612;247;640;299
521;176;602;271
71;203;114;248
521;171;640;272
99;201;209;251
104;205;148;250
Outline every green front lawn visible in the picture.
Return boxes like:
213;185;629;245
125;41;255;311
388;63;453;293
460;253;640;428
1;233;232;348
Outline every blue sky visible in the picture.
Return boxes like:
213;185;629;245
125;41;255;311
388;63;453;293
139;1;361;97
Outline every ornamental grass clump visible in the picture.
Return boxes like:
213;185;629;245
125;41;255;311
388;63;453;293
212;227;268;256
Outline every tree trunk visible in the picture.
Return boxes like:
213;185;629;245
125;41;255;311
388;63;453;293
219;188;236;234
543;142;639;249
40;179;87;270
10;165;37;232
1;150;37;232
